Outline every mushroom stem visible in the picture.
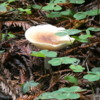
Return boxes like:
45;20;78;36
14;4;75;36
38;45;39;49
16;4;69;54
44;57;52;74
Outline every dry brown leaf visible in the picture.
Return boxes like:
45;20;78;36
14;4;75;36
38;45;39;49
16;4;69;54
4;21;32;31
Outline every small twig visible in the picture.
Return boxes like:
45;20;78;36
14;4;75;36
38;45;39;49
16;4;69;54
32;0;37;5
62;42;100;56
36;69;71;81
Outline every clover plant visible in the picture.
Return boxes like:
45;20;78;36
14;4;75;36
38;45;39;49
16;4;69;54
36;86;86;99
48;57;80;66
69;65;85;72
64;75;78;85
83;68;100;82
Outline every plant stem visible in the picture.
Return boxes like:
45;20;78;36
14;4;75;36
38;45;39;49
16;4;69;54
44;57;52;74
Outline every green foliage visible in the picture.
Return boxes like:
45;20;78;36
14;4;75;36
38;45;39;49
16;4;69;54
60;9;74;16
73;27;100;43
92;67;100;72
86;27;100;37
77;33;92;42
48;57;79;66
51;0;66;4
56;27;97;43
73;12;87;20
41;0;66;11
31;51;46;57
55;29;82;36
36;86;85;99
32;0;75;18
1;0;100;99
64;75;78;85
47;12;62;18
0;0;31;15
74;9;100;20
22;80;39;93
73;31;92;43
83;68;100;82
2;32;16;40
86;9;100;16
48;58;61;66
0;0;16;14
47;9;74;18
83;72;100;82
8;0;15;3
42;4;62;11
0;3;8;7
0;0;16;7
32;0;100;22
0;50;5;54
69;65;85;72
69;0;85;4
32;4;42;9
86;27;100;33
18;8;32;14
0;5;7;13
31;50;57;58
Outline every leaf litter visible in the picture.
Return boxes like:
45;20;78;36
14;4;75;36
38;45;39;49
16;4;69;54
0;0;100;100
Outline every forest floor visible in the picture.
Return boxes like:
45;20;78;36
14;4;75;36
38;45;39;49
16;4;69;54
0;0;100;100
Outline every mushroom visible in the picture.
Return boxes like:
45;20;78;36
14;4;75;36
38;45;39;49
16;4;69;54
25;24;75;73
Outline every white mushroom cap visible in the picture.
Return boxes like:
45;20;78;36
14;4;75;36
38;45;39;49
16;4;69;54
25;24;75;50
